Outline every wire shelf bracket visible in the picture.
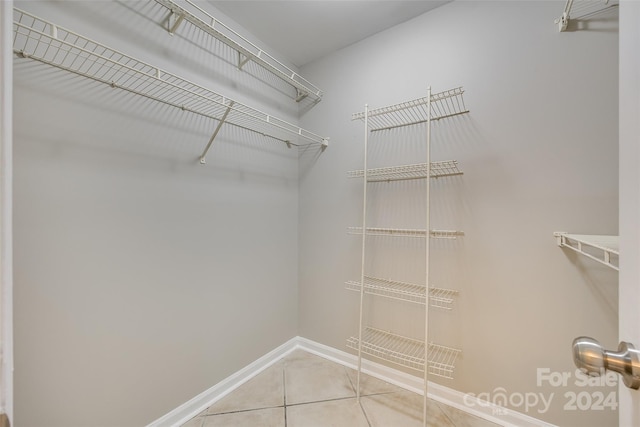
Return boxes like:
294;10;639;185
554;232;619;271
12;8;329;160
154;0;323;103
352;87;469;132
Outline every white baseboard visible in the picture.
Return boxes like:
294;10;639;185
146;337;299;427
296;337;556;427
148;336;556;427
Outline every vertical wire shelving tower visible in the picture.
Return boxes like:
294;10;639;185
347;87;469;426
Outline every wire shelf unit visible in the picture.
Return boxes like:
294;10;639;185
12;8;329;164
554;232;619;271
346;327;461;379
154;0;322;102
348;227;464;239
347;160;462;182
352;87;469;131
345;276;458;309
555;0;618;32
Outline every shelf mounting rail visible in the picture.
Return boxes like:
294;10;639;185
12;8;329;163
155;0;323;102
554;232;619;271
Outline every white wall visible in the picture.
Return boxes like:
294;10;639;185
12;1;311;426
298;2;619;426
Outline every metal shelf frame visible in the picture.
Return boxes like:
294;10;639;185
349;86;468;427
347;160;462;182
154;0;323;102
12;8;329;165
554;232;619;271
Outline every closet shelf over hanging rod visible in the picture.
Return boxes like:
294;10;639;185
154;0;323;103
352;87;469;131
12;8;329;165
347;160;463;182
348;227;464;239
345;276;458;309
554;232;619;271
346;327;461;379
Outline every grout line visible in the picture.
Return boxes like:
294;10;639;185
283;367;288;427
358;398;373;427
433;400;456;427
203;404;285;418
285;395;361;408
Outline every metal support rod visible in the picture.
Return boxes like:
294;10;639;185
356;104;369;403
423;86;432;427
199;102;233;164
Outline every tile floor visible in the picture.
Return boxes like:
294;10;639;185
181;350;500;427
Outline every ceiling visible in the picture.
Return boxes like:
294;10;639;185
210;1;451;68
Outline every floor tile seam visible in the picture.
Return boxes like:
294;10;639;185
285;395;360;408
205;404;285;417
357;398;373;427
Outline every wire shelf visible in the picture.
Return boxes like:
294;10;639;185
154;0;322;102
346;327;461;378
351;87;469;131
12;8;329;157
347;160;462;182
345;276;458;309
348;227;464;239
554;232;619;271
555;0;618;31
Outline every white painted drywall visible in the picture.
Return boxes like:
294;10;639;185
12;1;309;426
298;2;619;426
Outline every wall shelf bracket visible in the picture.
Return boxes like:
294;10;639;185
165;9;184;35
199;102;233;165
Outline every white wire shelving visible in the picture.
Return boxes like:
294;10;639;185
347;160;462;182
346;327;461;379
555;0;618;32
349;86;467;427
345;276;458;309
554;232;619;271
154;0;322;102
348;227;464;239
12;8;329;164
352;87;469;132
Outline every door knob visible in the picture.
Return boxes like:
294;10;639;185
572;336;640;390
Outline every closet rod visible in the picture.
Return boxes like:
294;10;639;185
12;8;329;157
155;0;323;102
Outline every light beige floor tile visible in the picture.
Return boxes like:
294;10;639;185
206;363;284;415
201;407;284;427
282;349;338;369
361;390;455;427
287;398;369;427
180;415;204;427
435;401;502;427
285;357;355;405
345;367;405;396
